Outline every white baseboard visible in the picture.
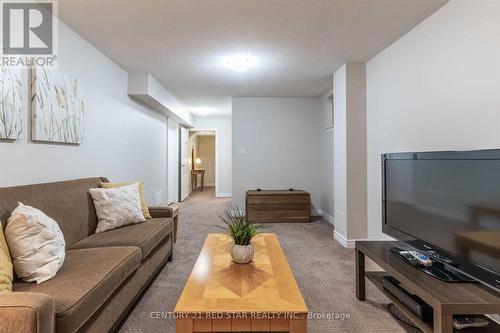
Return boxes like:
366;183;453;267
312;209;335;226
311;209;322;217
333;230;353;248
333;230;370;249
232;209;245;216
320;211;335;225
216;192;232;198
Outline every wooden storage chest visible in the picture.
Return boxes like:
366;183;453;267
246;190;311;223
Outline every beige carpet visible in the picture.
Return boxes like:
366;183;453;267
119;188;413;333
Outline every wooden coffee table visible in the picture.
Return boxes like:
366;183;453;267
174;233;308;332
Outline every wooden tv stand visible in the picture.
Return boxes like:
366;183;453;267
356;241;500;333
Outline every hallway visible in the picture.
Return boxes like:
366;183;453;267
120;189;412;333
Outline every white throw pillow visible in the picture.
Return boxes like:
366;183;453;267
5;203;66;284
90;182;145;234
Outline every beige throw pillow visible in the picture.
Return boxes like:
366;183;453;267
0;222;13;292
6;203;66;284
90;182;145;233
99;181;152;219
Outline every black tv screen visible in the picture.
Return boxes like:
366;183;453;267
382;150;500;290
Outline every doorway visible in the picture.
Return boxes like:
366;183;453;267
188;130;216;197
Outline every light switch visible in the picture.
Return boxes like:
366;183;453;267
238;147;246;156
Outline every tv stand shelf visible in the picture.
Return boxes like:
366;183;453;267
356;241;500;333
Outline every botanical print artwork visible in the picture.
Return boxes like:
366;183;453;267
31;67;85;144
0;67;23;140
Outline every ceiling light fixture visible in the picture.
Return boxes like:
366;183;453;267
224;53;257;72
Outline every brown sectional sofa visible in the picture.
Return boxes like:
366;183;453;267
0;178;175;333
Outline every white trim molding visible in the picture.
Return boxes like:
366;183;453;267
231;209;245;216
311;209;322;217
333;230;369;249
216;192;232;198
333;230;354;248
320;211;334;225
311;209;335;226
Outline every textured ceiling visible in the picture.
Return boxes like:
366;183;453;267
59;0;448;116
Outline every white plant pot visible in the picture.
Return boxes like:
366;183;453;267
231;244;254;264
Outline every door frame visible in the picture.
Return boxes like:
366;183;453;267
179;126;190;201
189;128;217;196
166;119;179;204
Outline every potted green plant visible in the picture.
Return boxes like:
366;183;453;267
220;207;262;264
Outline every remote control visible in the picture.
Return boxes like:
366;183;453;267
398;251;423;266
453;316;489;330
398;250;432;266
408;251;433;266
426;250;454;264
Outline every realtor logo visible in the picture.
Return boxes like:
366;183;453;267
1;0;58;66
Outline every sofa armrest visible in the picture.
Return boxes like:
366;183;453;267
0;292;55;333
148;206;174;218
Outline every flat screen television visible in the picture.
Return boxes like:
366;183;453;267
382;149;500;292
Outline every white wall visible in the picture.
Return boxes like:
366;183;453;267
193;116;232;197
333;67;347;237
0;21;168;204
320;90;334;221
366;0;500;239
232;97;322;210
334;64;367;246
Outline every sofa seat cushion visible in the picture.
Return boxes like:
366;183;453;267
13;246;141;333
71;217;173;259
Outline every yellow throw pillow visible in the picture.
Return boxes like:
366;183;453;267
0;222;13;292
100;181;152;219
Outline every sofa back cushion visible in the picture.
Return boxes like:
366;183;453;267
0;178;107;247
